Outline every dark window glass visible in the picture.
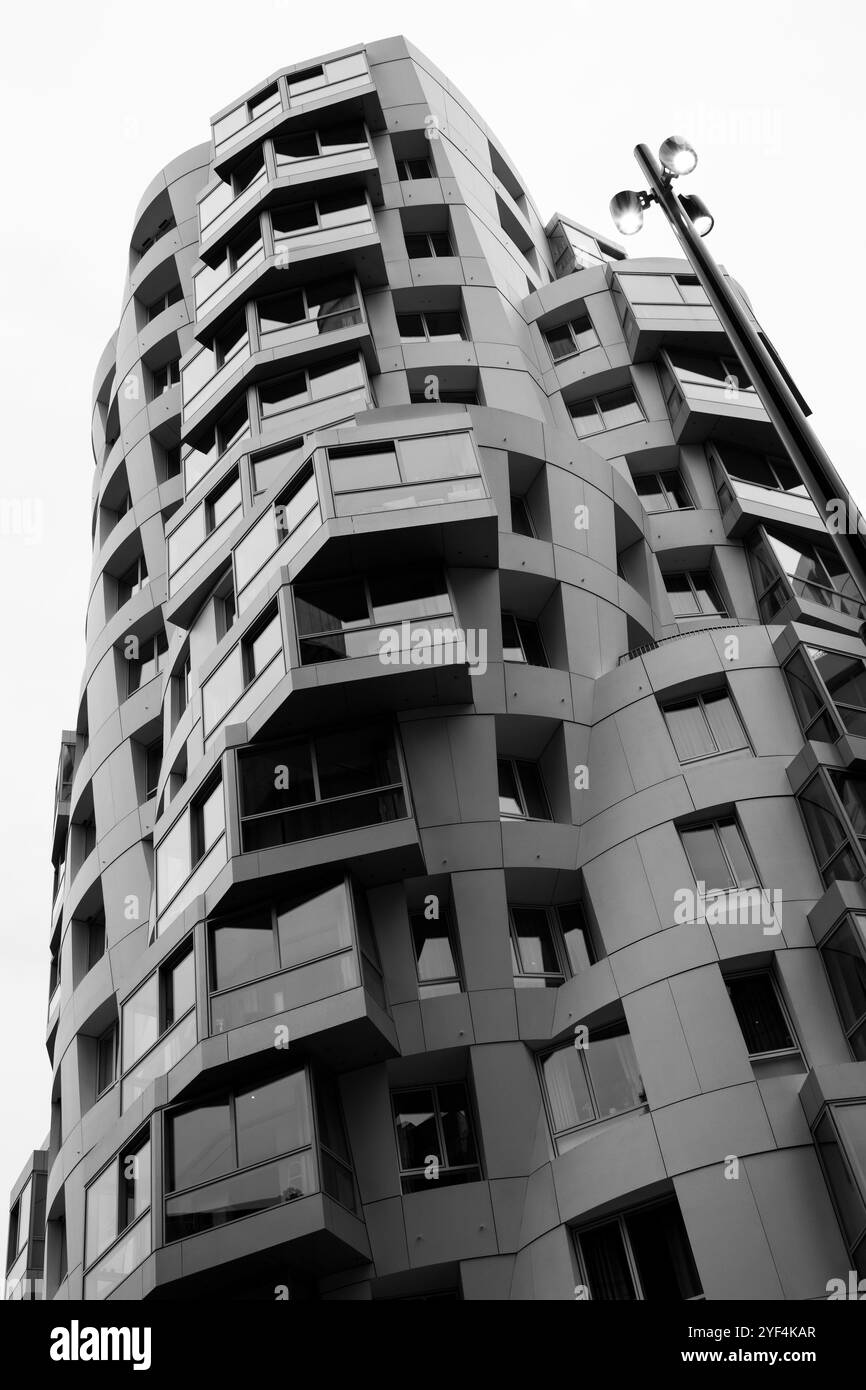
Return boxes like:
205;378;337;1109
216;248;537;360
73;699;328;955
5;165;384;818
211;910;278;990
424;311;464;341
510;907;563;985
626;1202;703;1301
784;652;837;741
727;974;794;1056
165;950;195;1027
580;1221;637;1299
259;371;307;418
822;916;866;1059
235;1072;311;1169
274;131;319;164
168;1101;233;1191
510;494;534;537
96;1027;116;1095
259;290;305;334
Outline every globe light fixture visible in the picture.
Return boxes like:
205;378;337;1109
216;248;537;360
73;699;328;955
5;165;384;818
609;190;645;235
659;135;698;177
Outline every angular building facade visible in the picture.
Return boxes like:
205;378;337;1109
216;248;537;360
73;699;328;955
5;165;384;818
9;35;866;1301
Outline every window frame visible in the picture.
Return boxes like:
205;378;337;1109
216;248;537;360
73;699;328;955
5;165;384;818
573;1196;704;1301
96;1023;118;1098
544;313;600;364
391;1080;482;1193
569;384;646;438
539;1022;647;1149
818;912;866;1060
82;1126;151;1287
497;756;552;821
632;468;694;514
396;308;467;344
661;687;751;764
663;569;728;619
508;903;593;987
293;568;455;666
797;768;866;887
501;612;548;666
725;969;801;1063
679;814;762;897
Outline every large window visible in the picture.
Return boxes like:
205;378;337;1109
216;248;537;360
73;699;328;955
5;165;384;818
409;908;462;998
115;554;148;610
710;441;812;511
798;771;866;887
327;432;483;517
498;758;551;820
120;941;196;1108
662;689;749;763
274;120;368;168
183;398;251;494
541;1024;646;1153
156;772;226;914
574;1197;703;1300
294;568;453;665
633;469;693;513
726;972;800;1064
509;904;594;987
257;275;362;343
164;1067;355;1240
208;877;373;1032
749;529;865;622
194;220;264;314
258;353;367;424
83;1128;150;1298
664;571;727;619
125;631;167;697
820;914;866;1060
501;613;547;666
404;229;453;258
680;816;760;895
570;386;644;438
202;604;283;738
270;190;372;249
545;315;599;363
814;1105;866;1274
664;349;757;409
233;463;319;610
6;1179;31;1272
392;1082;481;1193
238;721;407;851
396;310;466;343
784;646;866;742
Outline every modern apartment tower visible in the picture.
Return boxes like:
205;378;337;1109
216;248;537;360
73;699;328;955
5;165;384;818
9;35;866;1302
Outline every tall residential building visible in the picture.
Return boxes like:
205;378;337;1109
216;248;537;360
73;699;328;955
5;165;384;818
8;35;866;1303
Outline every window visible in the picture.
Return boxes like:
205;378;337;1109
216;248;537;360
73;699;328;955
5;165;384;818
510;493;535;537
397;157;433;180
392;1082;481;1193
194;222;264;314
270;190;371;247
328;432;483;516
119;946;195;1108
711;443;809;500
173;652;191;725
633;469;693;513
192;774;226;865
409;909;462;998
83;1129;150;1298
164;1067;353;1240
498;758;551;819
509;904;593;987
274;120;367;168
664;571;726;619
541;1024;646;1152
501;613;547;666
238;722;406;852
798;771;866;887
146;284;182;322
115;554;148;609
257;275;362;341
7;1180;31;1270
96;1024;117;1096
814;1106;866;1272
726;973;799;1062
258;353;367;423
404;229;453;258
87;913;106;971
820;915;866;1060
664;349;757;406
294;568;453;664
616;272;710;308
151;359;180;398
782;649;842;742
680;817;760;895
213;85;281;145
143;741;162;801
749;530;865;622
570;386;644;438
409;388;479;405
545;315;599;362
662;689;749;763
125;631;167;697
396;310;465;343
574;1198;703;1300
205;472;243;535
137;216;175;258
251;439;305;496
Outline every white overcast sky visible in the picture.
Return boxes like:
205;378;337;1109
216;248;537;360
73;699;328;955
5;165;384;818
0;0;863;1212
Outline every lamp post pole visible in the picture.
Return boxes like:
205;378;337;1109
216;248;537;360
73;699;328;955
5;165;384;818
633;142;866;598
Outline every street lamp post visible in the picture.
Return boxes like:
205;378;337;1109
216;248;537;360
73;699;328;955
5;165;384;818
610;139;866;599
